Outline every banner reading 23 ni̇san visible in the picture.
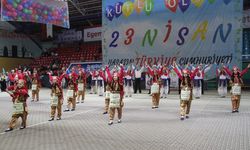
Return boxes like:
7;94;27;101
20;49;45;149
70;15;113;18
103;0;243;78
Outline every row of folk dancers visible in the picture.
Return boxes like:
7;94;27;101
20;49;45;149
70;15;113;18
87;62;242;100
4;68;87;132
3;62;250;132
81;62;250;123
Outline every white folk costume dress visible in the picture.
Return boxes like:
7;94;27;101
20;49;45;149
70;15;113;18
217;68;229;97
90;70;98;94
97;70;105;96
160;67;170;98
145;72;153;93
193;65;211;98
124;69;134;97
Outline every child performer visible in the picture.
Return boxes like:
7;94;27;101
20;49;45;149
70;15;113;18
124;65;134;97
193;64;212;99
5;79;29;132
90;69;98;94
147;65;162;109
216;65;229;98
103;84;111;114
97;68;105;96
31;72;41;102
160;65;171;99
173;62;198;120
106;64;124;125
224;64;250;113
48;74;64;121
64;72;78;112
77;69;87;103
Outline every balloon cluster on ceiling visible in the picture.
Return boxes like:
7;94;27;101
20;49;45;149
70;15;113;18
1;0;70;28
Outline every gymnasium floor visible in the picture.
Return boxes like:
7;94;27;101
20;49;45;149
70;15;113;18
0;89;249;150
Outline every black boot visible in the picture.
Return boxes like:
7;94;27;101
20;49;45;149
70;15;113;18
48;118;54;121
5;128;13;132
20;126;26;130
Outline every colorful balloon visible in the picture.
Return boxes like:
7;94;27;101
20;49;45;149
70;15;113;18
17;5;23;10
28;10;32;14
2;0;69;28
208;0;216;4
122;1;134;17
12;2;18;8
179;0;190;13
15;0;21;3
24;3;29;8
115;2;123;18
134;0;145;14
191;0;204;8
6;4;12;10
23;8;29;14
144;0;154;15
106;5;115;21
12;12;17;17
223;0;231;5
17;16;22;21
165;0;179;13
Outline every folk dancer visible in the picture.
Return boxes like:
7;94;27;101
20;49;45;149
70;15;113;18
224;64;250;113
31;72;41;102
193;64;212;98
90;69;98;94
103;84;111;115
77;69;87;103
106;64;125;125
5;79;29;132
173;62;198;120
160;65;171;99
147;65;162;109
124;66;134;97
145;71;153;95
216;66;229;98
48;74;64;121
97;69;105;96
64;73;78;112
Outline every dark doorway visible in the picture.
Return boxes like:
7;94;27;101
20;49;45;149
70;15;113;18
22;46;27;58
3;46;8;57
12;45;18;57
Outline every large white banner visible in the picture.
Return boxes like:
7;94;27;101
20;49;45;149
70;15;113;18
84;27;102;42
243;9;250;29
103;0;243;80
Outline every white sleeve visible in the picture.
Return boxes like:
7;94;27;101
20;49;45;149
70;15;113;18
204;65;212;73
140;66;145;73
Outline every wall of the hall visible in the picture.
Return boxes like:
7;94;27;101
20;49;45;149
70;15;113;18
41;41;57;52
0;22;43;58
0;57;33;71
0;31;43;58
